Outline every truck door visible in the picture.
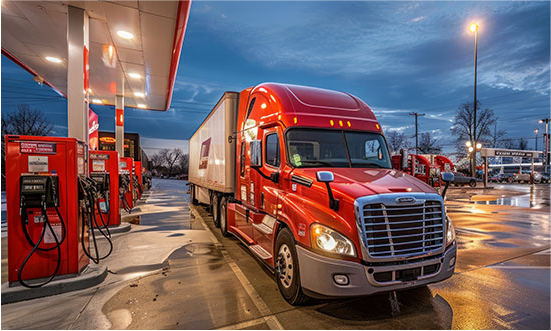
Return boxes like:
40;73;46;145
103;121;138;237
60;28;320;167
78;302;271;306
252;126;281;256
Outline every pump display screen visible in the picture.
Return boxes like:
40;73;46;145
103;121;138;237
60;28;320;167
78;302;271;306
286;129;392;169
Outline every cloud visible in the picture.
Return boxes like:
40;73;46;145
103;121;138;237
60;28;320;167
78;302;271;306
411;16;426;23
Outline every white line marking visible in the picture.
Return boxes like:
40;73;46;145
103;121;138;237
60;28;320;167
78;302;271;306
216;317;268;330
192;207;284;330
489;265;550;270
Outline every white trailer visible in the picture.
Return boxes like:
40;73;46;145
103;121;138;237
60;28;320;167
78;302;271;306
189;92;238;206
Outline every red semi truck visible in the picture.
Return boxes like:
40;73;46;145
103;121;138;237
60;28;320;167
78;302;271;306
189;83;456;304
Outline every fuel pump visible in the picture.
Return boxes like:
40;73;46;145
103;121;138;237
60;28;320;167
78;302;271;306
89;150;120;227
119;172;132;213
5;136;89;287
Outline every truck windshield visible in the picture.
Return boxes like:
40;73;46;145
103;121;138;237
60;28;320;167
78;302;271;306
286;129;392;169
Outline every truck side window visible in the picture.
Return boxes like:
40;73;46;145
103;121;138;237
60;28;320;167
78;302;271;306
265;133;280;167
245;98;256;121
240;142;246;176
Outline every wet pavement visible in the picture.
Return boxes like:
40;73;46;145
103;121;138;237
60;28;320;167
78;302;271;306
1;179;549;329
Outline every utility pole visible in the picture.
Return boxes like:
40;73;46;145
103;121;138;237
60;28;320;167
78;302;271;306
409;112;425;154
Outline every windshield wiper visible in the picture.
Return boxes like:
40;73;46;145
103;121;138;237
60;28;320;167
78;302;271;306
299;160;334;167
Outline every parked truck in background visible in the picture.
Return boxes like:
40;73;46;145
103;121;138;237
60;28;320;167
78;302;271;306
189;83;457;304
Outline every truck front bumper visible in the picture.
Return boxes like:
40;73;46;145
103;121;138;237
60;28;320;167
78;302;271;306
296;241;456;298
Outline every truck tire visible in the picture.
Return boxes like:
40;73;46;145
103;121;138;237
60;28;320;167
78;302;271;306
212;194;220;228
219;197;230;237
469;180;476;187
190;185;198;205
275;228;310;305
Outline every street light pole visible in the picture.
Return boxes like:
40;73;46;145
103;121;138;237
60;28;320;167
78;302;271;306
409;112;425;154
470;22;479;178
534;129;539;151
540;118;550;172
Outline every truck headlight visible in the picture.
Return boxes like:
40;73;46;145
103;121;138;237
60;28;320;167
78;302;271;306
311;224;356;257
446;216;456;248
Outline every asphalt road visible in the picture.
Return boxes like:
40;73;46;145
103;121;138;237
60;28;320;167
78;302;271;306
1;179;549;329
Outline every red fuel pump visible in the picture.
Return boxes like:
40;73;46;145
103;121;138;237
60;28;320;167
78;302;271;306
5;136;89;286
119;157;134;211
134;161;143;199
89;151;120;227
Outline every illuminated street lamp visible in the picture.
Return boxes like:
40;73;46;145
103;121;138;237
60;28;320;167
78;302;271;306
469;22;479;178
534;128;539;150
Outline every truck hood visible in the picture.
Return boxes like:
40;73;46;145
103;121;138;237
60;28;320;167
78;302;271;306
295;167;436;200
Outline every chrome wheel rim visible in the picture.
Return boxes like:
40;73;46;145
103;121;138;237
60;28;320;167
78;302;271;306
277;244;293;289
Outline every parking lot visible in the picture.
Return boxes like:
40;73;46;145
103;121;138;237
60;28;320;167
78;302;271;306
1;179;548;330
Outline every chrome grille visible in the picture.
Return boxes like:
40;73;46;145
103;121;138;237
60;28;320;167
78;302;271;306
358;199;444;258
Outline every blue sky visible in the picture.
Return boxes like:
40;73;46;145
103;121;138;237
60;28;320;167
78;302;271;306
2;0;550;156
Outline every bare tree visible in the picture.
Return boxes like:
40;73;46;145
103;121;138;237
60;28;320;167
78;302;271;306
490;122;507;148
2;104;54;136
178;154;189;175
417;132;442;154
450;101;497;157
159;148;183;176
386;130;410;154
517;138;528;150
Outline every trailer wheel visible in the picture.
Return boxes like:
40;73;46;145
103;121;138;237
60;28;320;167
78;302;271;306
219;197;230;237
212;194;220;228
469;180;476;187
275;228;310;305
190;185;198;205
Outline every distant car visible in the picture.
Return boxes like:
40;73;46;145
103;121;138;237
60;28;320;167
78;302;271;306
514;170;532;183
489;173;514;183
539;172;550;184
451;172;479;187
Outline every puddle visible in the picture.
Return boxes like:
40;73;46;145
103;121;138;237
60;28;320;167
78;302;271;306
473;195;534;208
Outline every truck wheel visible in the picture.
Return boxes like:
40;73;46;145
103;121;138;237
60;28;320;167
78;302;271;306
212;194;220;228
469;180;476;187
190;185;198;205
275;228;310;305
219;197;230;237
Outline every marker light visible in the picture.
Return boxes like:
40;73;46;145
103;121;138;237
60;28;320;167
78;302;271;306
261;103;267;109
45;56;62;63
134;92;145;97
375;123;380;130
347;121;351;127
293;117;297;124
129;72;142;79
117;30;134;39
137;104;146;109
330;120;334;126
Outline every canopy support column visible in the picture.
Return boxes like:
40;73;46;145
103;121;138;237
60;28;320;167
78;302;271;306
67;6;89;144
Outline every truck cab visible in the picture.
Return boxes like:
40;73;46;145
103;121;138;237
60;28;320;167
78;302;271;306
190;83;456;304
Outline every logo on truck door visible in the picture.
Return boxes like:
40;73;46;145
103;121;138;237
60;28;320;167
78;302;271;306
199;138;212;169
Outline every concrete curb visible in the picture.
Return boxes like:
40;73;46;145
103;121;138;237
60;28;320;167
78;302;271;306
93;223;131;236
1;264;108;305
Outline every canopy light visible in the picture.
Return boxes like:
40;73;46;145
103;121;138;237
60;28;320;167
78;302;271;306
45;56;62;63
129;72;142;79
134;92;145;97
137;104;146;109
117;30;134;40
92;99;103;104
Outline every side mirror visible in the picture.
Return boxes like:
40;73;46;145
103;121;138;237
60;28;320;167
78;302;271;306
441;172;454;200
270;172;279;183
250;140;262;168
316;171;334;183
441;172;454;182
316;171;338;211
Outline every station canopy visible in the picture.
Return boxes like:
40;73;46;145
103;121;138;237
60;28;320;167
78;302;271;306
1;0;191;111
